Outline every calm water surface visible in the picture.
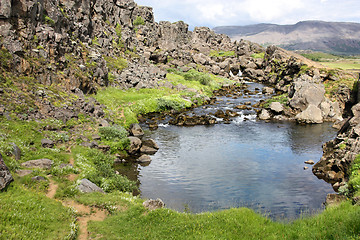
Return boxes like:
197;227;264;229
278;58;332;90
130;83;337;220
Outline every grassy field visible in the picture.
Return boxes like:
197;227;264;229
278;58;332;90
299;51;360;72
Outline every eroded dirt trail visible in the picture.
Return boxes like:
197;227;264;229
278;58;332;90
46;165;107;240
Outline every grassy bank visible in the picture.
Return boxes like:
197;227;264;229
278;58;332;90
84;192;360;239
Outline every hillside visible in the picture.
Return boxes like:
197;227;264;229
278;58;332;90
213;21;360;55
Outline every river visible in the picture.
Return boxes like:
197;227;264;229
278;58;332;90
118;82;337;220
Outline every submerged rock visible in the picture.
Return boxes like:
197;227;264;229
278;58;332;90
130;123;144;138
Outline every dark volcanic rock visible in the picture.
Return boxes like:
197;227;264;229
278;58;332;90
41;139;54;148
0;153;13;190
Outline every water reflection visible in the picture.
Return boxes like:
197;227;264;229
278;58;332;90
137;121;336;220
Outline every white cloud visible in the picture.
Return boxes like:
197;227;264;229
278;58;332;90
135;0;360;28
242;0;304;22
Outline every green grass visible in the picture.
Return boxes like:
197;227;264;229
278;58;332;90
87;200;360;239
262;93;288;108
300;51;360;71
94;70;230;127
209;50;235;58
0;117;71;171
320;61;360;70
251;52;265;59
0;183;77;239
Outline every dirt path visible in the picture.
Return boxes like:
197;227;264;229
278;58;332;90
46;172;107;239
62;200;107;240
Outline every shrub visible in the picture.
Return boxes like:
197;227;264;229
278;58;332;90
183;70;212;86
74;147;137;193
157;98;185;111
133;16;145;26
99;125;128;141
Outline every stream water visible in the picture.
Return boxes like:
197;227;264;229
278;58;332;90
118;82;337;220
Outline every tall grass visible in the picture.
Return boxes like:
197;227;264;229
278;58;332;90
0;183;77;239
87;199;360;239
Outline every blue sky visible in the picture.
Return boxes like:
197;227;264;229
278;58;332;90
135;0;360;29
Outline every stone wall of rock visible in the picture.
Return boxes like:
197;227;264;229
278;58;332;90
313;97;360;192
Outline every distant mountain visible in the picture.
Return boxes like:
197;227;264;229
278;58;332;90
213;21;360;55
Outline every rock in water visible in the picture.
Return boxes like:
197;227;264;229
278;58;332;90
269;102;284;114
304;160;315;165
128;136;142;154
295;104;323;124
137;154;151;163
77;179;105;193
0;153;13;190
130;123;144;137
143;198;165;211
259;109;271;120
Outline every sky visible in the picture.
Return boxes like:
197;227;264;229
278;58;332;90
135;0;360;29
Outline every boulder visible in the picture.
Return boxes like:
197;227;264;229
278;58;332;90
269;102;284;114
137;154;151;163
12;143;21;160
262;87;274;95
140;145;158;155
289;81;325;111
0;0;11;19
295;104;323;124
142;139;159;150
0;153;13;190
77;178;105;193
304;160;315;165
325;193;347;207
32;176;46;181
21;159;53;169
259;109;271;120
16;169;33;177
128;136;142;154
130;123;144;137
41;139;54;148
143;198;165;211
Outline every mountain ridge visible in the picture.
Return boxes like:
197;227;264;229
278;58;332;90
213;20;360;55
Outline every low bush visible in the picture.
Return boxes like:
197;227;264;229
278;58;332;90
99;125;128;141
73;147;137;193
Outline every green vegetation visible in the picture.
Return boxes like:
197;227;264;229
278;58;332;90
72;146;137;193
44;15;55;26
251;52;265;59
85;196;360;239
300;51;360;71
104;56;128;72
133;16;145;26
0;183;77;239
349;155;360;195
209;50;235;58
262;93;288;108
94;69;230;127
